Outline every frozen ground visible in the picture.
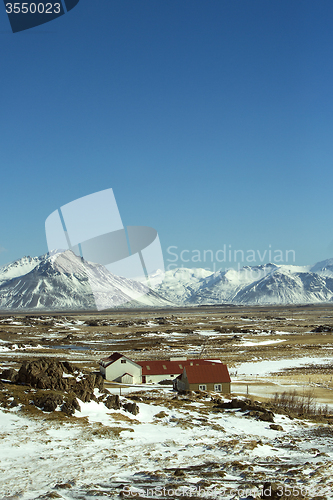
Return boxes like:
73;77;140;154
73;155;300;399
1;387;333;500
0;306;333;499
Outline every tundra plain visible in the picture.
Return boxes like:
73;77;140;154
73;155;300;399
0;304;333;500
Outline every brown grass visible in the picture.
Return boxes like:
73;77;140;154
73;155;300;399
271;389;332;417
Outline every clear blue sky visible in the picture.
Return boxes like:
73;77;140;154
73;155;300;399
0;0;333;272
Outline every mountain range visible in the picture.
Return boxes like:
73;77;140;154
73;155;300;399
1;250;333;310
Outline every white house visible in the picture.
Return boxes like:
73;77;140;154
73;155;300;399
99;352;142;384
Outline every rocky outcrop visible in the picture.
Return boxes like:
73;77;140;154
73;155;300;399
102;395;139;415
0;358;139;417
35;393;64;412
213;398;275;422
34;391;81;414
311;324;333;333
13;358;104;402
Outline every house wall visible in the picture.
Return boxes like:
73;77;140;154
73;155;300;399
144;373;178;384
174;378;186;391
120;373;134;384
104;358;142;383
188;382;230;393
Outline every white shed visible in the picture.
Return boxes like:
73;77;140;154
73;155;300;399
99;352;142;384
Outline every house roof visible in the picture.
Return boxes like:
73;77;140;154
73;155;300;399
99;352;141;369
137;358;219;376
184;364;231;384
100;352;123;363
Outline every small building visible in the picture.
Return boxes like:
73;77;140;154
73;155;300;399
137;358;218;384
174;363;231;393
99;352;142;383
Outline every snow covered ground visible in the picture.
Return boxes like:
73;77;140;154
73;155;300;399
1;387;333;500
0;308;332;499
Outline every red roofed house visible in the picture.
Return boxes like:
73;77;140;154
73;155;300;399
99;352;230;392
136;357;219;384
99;352;142;384
175;363;231;393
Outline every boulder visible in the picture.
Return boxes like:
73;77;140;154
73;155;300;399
258;411;275;423
269;424;284;431
1;368;18;383
104;395;121;410
123;401;139;415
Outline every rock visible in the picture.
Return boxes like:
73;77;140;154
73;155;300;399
1;368;18;383
54;483;72;489
154;411;168;418
61;396;81;415
104;395;120;410
17;359;66;390
60;402;76;416
117;321;134;327
71;397;81;411
258;411;274;423
269;424;284;431
123;401;139;415
311;325;333;333
35;393;63;412
16;358;104;403
174;468;185;476
85;320;99;326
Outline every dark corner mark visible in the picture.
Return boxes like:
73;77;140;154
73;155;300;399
3;0;80;33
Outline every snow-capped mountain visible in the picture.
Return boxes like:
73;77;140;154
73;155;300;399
187;264;279;305
232;268;333;304
1;252;333;310
0;251;172;311
155;261;333;306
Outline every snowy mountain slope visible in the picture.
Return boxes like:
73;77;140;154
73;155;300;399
187;264;278;305
0;255;42;282
310;258;333;278
155;262;333;305
153;267;213;304
233;268;333;305
0;251;173;311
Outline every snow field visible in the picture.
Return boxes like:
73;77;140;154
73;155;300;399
1;388;333;500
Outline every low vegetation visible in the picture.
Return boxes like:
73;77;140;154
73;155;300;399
271;389;332;418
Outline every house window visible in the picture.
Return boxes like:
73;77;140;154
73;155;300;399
199;385;207;391
163;365;167;369
121;359;126;364
214;384;222;392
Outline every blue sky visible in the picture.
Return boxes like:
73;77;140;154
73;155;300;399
0;0;333;272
